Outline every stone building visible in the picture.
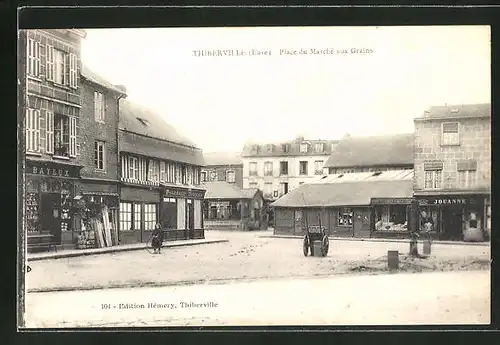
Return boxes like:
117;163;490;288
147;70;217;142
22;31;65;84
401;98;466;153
118;99;206;244
201;152;243;189
20;29;87;250
241;135;339;200
413;103;491;241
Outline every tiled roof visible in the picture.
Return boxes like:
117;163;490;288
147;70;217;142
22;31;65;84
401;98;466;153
119;99;198;149
417;103;491;119
323;133;414;168
203;181;257;200
203;152;242;166
271;170;414;208
81;65;126;95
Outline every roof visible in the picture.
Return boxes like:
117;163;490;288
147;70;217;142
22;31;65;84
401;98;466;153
271;170;414;208
81;65;126;95
242;138;339;157
203;152;242;166
203;181;258;200
416;103;491;120
119;99;198;149
323;133;414;168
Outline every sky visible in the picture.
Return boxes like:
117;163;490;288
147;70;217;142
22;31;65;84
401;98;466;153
81;25;490;153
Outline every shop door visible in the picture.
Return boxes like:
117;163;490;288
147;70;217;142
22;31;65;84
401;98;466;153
353;209;370;238
186;200;194;238
41;193;61;244
441;206;463;241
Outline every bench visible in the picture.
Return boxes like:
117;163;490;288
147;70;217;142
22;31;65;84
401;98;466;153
27;234;58;252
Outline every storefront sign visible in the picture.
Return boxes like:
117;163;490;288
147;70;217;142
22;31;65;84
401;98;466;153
371;198;413;205
419;197;477;205
164;188;205;199
26;160;81;178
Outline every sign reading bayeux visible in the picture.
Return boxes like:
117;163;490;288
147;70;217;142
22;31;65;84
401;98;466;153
26;160;81;178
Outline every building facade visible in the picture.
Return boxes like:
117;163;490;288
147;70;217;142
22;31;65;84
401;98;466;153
201;152;243;189
70;66;127;249
241;136;339;201
21;29;87;249
413;103;491;241
118;99;206;244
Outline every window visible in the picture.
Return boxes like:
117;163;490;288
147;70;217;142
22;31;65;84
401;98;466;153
94;141;106;171
181;166;187;184
226;170;236;183
54;114;70;157
279;182;289;196
314;160;324;175
163;198;177;229
119;202;132;231
148;160;159;182
249;182;258;189
193;167;200;185
159;161;166;182
134;203;142;230
282;144;290;153
338;208;353;226
129;157;138;180
27;38;40;77
267;144;274;153
201;171;207;182
53;48;67;85
299;161;308;175
94;92;105;122
25;108;40;153
144;203;157;230
441;122;460;146
187;166;194;185
280;161;288;175
424;170;442;189
249;162;258;176
315;143;324;152
328;167;336;175
458;170;476;189
374;205;408;231
264;162;273;176
263;182;272;197
45;111;54;154
300;143;308;153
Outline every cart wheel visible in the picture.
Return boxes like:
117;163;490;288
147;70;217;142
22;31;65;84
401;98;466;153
321;235;329;257
303;235;309;256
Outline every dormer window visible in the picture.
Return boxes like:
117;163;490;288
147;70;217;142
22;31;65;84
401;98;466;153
251;145;260;153
267;144;274;153
300;143;308;153
315;142;324;152
281;144;290;153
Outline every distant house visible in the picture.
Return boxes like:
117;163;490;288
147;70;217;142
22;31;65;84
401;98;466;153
202;152;243;189
202;181;266;231
118;99;206;244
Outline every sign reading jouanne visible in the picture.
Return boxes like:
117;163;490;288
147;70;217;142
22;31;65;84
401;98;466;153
419;197;477;205
26;160;81;178
164;188;205;199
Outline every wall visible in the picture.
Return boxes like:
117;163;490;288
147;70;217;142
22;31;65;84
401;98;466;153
202;164;243;188
413;117;491;192
242;154;330;199
78;79;120;180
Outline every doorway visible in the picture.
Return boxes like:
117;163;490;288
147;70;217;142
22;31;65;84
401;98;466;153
186;199;194;239
441;206;463;241
41;192;61;243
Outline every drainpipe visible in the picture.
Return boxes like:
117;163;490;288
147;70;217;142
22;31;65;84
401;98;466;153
115;87;127;244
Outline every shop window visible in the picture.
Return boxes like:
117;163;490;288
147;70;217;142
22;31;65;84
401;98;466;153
419;206;438;232
299;161;308;175
374;205;408;231
94;141;106;171
25;108;40;153
163;198;177;229
226;170;236;183
280;161;288;175
26;191;40;234
249;162;258;176
144;203;157;230
338;208;353;226
119;202;132;231
441;122;460;146
200;171;207;182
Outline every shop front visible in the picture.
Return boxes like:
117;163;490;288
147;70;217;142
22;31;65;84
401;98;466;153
25;159;82;250
370;197;413;239
160;186;205;241
417;194;489;241
119;185;161;244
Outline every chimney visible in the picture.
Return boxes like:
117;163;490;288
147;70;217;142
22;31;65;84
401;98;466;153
114;84;127;95
295;134;304;142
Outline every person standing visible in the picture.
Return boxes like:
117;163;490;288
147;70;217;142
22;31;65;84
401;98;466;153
151;223;164;254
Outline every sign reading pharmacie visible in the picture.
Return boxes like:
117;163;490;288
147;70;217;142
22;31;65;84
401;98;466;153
163;187;205;200
26;159;82;178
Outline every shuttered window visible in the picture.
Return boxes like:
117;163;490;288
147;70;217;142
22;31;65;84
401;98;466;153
27;38;40;77
69;117;77;157
69;53;78;88
46;45;54;81
25;108;40;153
45;111;54;154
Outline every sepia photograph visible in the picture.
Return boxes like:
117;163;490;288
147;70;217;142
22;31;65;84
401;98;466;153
18;24;491;328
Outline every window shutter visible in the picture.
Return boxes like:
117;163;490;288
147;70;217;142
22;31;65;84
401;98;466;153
45;111;54;153
93;92;98;121
69;117;77;157
39;110;46;152
69;53;77;88
34;41;40;77
46;45;54;81
33;109;40;151
25;109;32;152
64;53;70;86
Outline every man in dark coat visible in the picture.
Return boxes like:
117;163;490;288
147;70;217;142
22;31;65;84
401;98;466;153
151;223;164;254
